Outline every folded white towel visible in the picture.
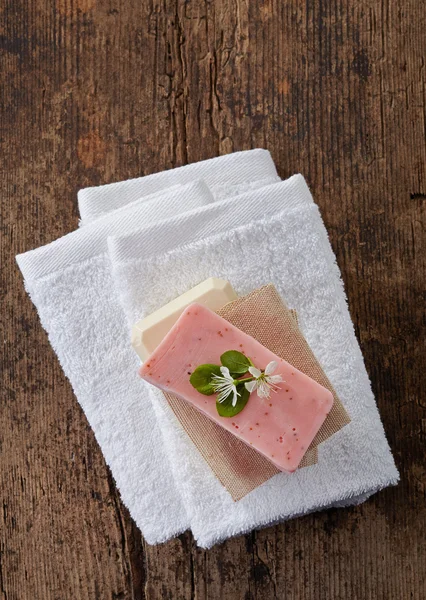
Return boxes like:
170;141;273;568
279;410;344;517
78;149;279;225
108;176;399;548
16;149;281;545
16;181;214;544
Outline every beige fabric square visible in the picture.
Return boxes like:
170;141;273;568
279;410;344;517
164;284;350;501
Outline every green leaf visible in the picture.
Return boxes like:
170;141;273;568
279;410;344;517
216;383;250;417
189;364;222;395
220;350;252;374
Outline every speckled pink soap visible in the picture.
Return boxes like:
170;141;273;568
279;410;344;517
139;302;334;473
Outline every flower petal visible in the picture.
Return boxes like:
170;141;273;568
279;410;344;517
245;380;257;393
248;366;262;378
220;366;231;379
266;374;283;384
265;361;278;375
257;380;271;399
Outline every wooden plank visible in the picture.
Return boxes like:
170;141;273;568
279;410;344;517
1;0;424;598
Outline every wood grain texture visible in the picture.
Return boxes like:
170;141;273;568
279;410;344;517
1;0;425;598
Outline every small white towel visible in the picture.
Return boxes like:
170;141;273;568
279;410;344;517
78;149;279;225
108;176;399;548
16;149;281;545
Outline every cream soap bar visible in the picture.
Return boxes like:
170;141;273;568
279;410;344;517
139;303;334;473
131;278;237;360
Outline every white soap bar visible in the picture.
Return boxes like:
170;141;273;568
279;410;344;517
131;277;237;361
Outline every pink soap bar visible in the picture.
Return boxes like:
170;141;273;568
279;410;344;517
139;302;334;473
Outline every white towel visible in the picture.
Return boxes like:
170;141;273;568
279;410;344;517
16;149;281;545
108;176;399;548
78;149;279;225
16;181;214;544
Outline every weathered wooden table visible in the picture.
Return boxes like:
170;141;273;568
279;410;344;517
1;1;425;598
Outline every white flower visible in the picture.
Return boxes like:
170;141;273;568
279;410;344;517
244;361;283;399
211;366;240;406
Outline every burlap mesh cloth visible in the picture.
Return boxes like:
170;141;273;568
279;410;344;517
163;284;350;501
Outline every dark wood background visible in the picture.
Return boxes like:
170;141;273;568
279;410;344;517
1;0;425;598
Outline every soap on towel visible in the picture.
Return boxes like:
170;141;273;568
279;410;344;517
139;302;334;473
132;278;237;360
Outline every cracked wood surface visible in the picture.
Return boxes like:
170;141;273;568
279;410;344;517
1;0;425;598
